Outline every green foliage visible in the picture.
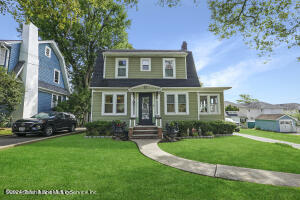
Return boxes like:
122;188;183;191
85;121;114;136
236;94;258;104
53;88;90;126
171;120;237;136
0;68;23;127
225;104;239;111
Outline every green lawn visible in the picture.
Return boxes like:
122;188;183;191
159;136;300;174
240;128;300;144
0;128;12;135
0;134;299;199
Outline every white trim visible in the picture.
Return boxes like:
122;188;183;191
277;115;298;121
38;87;68;96
103;55;106;78
164;92;189;115
89;86;232;91
158;92;161;116
101;92;127;116
130;92;136;117
115;58;128;78
163;58;176;79
103;51;188;57
140;58;151;71
198;93;221;115
53;68;61;84
45;46;51;58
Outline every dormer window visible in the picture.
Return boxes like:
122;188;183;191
45;46;51;58
140;58;151;71
54;69;60;84
115;58;128;78
0;48;6;66
163;58;176;78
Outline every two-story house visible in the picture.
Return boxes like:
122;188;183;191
90;42;230;139
0;23;70;121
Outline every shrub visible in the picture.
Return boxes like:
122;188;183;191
204;131;213;136
169;120;237;136
85;121;114;136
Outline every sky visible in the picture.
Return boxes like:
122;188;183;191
0;0;299;104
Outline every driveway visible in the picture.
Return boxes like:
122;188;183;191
0;128;85;148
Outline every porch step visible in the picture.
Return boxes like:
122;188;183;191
133;130;158;134
134;126;158;131
131;134;159;139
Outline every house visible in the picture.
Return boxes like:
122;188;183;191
90;42;231;139
278;103;300;114
225;111;240;124
225;101;284;128
255;114;298;133
0;23;70;120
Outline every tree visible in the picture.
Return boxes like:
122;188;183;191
15;0;132;122
225;104;239;111
236;94;258;104
0;68;23;126
158;0;299;58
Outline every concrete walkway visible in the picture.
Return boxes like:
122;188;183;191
132;139;300;187
234;133;300;149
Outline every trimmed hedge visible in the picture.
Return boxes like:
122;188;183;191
170;120;236;136
85;120;123;136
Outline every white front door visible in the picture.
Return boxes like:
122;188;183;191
279;120;293;132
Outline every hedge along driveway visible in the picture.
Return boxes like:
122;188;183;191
240;128;300;144
1;134;300;200
159;136;300;174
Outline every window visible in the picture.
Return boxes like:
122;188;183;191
102;92;127;115
140;58;151;71
198;94;220;114
0;48;6;66
54;69;60;84
165;93;188;115
115;58;128;78
163;58;176;78
51;94;63;108
45;46;51;58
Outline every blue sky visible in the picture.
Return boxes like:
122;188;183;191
1;1;299;104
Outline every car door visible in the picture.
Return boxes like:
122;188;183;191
54;113;66;130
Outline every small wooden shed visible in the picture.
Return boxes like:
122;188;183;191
255;114;297;133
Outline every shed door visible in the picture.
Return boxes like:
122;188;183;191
279;120;293;132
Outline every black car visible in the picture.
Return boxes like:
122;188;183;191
12;112;77;137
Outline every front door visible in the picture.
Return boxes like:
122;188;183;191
139;93;153;125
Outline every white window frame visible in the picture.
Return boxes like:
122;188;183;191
163;58;176;79
51;94;63;108
197;94;220;115
164;92;189;115
102;92;127;116
115;58;128;78
0;47;7;66
53;69;61;84
140;58;151;71
45;46;51;58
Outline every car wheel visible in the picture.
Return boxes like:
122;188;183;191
44;126;54;136
69;124;75;132
16;133;26;137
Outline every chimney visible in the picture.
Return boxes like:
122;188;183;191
19;22;39;118
181;41;187;51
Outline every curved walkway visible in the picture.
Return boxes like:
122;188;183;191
132;139;300;187
234;133;300;149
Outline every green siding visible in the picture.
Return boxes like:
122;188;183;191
105;56;186;79
91;91;130;124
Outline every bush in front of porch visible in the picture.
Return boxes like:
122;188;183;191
169;120;236;137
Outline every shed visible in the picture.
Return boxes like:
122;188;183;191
255;114;297;133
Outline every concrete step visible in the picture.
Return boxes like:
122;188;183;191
131;133;159;139
133;130;158;134
134;126;158;131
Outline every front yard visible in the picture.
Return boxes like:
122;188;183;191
0;128;12;136
159;136;300;174
0;134;299;199
240;128;300;144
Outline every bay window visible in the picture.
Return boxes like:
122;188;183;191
102;92;127;115
165;93;189;115
163;58;176;78
115;58;128;78
198;94;220;114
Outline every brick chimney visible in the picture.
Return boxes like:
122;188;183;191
181;41;187;51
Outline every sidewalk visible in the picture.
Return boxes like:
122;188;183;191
132;139;300;187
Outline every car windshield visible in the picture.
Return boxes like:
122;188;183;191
31;112;56;119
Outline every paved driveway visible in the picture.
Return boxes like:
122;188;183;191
0;128;85;147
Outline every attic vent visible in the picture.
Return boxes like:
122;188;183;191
45;46;51;58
